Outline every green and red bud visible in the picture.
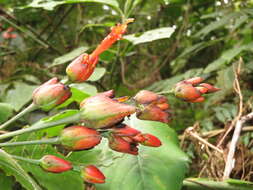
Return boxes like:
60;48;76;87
80;93;136;129
133;133;162;147
174;77;220;103
81;165;105;184
32;77;71;110
40;155;72;173
66;53;99;83
108;134;138;155
134;90;171;123
60;126;101;150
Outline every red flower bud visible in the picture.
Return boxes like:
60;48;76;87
137;105;171;123
134;90;171;123
66;53;99;83
40;155;72;173
32;77;71;110
60;126;101;150
133;90;159;104
81;165;105;184
111;124;141;137
80;93;136;129
174;77;220;103
133;133;162;147
108;134;138;155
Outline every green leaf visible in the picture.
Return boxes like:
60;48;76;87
4;82;37;111
24;0;120;11
0;103;13;124
96;116;189;190
38;109;80;137
70;83;97;96
124;27;175;45
88;67;106;81
4;132;85;190
0;149;42;190
0;172;14;190
51;46;88;67
204;42;253;73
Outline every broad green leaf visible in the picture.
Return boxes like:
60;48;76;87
0;149;42;190
88;67;106;81
51;46;88;67
70;83;97;96
4;133;85;190
4;82;37;111
38;109;80;137
24;0;120;11
0;103;13;124
0;172;14;190
96;116;189;190
124;27;175;45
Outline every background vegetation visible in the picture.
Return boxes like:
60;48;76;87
0;0;253;189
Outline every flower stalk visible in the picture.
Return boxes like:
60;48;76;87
0;103;38;130
0;112;81;140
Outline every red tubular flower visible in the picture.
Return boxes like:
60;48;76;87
134;90;171;123
108;134;138;155
90;18;134;59
80;93;136;129
66;19;134;83
133;133;162;147
40;155;72;173
32;77;71;110
60;126;101;150
174;77;220;103
2;27;17;39
81;165;105;184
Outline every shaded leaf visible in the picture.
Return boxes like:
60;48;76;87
124;27;175;45
51;46;88;67
0;103;13;124
0;149;42;190
4;82;37;111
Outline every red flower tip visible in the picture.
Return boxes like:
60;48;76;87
81;165;105;184
40;155;72;173
32;77;71;110
111;124;141;137
90;18;134;59
174;77;219;103
108;134;139;155
60;126;101;150
134;133;162;147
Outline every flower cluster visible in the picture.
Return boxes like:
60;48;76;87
2;18;220;187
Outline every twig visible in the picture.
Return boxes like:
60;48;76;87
217;58;244;147
186;127;223;154
223;112;253;179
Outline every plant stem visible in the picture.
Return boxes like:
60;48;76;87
0;103;38;130
156;89;174;95
0;137;60;147
11;155;40;165
0;112;81;140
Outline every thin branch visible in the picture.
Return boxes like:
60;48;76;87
186;127;223;154
223;112;253;179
